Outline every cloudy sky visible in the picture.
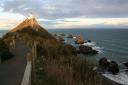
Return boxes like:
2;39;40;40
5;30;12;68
0;0;128;29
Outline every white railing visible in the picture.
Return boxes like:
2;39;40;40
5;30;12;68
21;61;32;85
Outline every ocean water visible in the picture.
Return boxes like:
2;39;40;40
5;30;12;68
48;29;128;66
0;30;9;38
0;29;128;65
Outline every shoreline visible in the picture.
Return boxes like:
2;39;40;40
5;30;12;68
0;26;128;85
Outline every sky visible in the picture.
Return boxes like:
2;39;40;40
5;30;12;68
0;0;128;29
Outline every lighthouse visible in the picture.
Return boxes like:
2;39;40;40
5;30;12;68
27;13;35;28
28;13;34;19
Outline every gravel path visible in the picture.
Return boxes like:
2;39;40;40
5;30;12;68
0;41;30;85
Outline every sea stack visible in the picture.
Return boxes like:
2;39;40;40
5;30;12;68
75;35;84;44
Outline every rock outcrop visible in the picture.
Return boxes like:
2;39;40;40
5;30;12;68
99;58;110;69
123;62;128;72
108;61;119;75
75;36;84;44
99;58;119;75
79;45;98;54
67;33;73;38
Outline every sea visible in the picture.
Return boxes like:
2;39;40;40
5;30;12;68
1;29;128;66
48;29;128;67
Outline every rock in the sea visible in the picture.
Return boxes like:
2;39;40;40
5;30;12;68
123;62;128;68
67;33;73;38
87;40;91;42
108;61;119;75
59;33;65;36
99;58;119;75
79;45;98;54
99;57;110;69
54;33;57;36
75;36;84;44
123;62;128;72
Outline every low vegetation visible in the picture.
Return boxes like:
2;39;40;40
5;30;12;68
0;38;13;62
33;56;103;85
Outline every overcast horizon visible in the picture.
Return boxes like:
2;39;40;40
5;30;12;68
1;0;128;30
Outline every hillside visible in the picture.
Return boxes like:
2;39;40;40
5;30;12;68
5;15;53;39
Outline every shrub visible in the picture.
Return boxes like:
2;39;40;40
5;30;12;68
32;56;103;85
0;38;13;62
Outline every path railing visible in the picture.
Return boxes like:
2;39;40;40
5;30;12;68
21;41;38;85
21;61;32;85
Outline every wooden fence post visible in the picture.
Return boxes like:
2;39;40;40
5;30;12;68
31;41;38;83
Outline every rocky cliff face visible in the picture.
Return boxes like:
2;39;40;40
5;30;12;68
11;17;39;32
3;15;54;42
10;15;49;33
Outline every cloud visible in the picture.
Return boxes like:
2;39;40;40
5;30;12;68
52;18;128;28
0;12;25;29
0;0;128;29
1;0;128;19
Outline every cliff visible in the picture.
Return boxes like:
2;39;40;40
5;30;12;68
2;15;75;57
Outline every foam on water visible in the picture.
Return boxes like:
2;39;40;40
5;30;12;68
73;37;76;39
103;72;128;85
92;46;104;53
82;42;96;47
82;42;104;53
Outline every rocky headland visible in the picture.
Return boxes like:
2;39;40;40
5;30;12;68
0;15;108;85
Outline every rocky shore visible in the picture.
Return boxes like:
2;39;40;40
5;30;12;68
53;32;128;85
54;33;99;55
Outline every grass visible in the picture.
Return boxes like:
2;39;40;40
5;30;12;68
33;56;103;85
